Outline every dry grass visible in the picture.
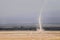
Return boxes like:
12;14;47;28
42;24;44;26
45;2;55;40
0;30;40;40
41;31;60;40
0;30;60;40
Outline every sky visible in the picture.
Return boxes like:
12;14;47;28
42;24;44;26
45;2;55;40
42;0;60;24
0;0;43;24
0;0;60;25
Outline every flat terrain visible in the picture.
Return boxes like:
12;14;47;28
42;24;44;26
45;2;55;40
41;31;60;40
0;30;60;40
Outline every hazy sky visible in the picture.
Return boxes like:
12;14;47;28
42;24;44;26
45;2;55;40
0;0;60;25
42;0;60;24
0;0;43;24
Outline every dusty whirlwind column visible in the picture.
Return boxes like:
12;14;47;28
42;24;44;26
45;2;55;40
39;0;47;32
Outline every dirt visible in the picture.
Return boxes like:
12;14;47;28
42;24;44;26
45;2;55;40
0;30;60;40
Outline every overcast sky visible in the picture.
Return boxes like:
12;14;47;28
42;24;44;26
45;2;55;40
42;0;60;24
0;0;60;25
0;0;43;24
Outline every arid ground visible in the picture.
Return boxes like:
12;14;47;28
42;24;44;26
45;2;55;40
0;30;60;40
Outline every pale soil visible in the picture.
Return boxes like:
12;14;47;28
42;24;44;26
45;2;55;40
0;30;60;40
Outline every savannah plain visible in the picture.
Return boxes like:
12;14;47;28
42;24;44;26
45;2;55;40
0;30;60;40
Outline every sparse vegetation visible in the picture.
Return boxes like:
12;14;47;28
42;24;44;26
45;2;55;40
43;27;60;31
0;25;38;31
